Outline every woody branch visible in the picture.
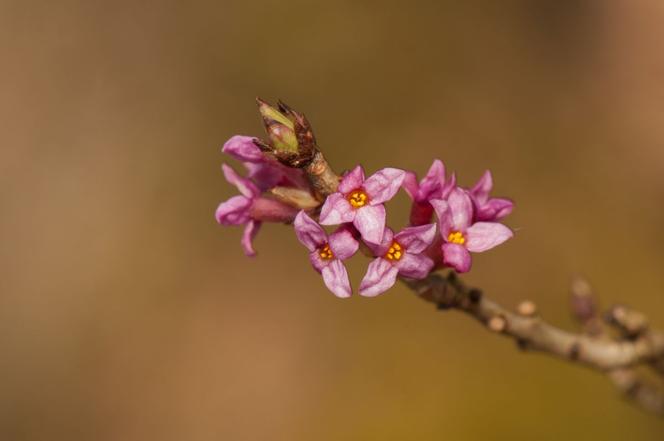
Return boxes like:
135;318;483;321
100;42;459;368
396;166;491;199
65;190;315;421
404;273;664;415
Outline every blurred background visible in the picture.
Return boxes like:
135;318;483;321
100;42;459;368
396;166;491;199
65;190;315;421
2;0;664;439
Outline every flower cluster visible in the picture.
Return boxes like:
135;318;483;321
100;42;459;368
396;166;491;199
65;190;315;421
215;100;515;298
215;135;304;256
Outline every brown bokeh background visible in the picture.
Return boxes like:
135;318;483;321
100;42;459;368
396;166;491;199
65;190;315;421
2;1;664;439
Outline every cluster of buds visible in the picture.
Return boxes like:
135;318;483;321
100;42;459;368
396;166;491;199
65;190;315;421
216;99;514;298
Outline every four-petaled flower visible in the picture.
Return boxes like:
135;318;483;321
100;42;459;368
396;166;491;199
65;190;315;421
430;188;513;273
359;224;437;297
294;211;359;298
402;159;456;225
215;164;297;256
468;170;514;222
319;166;405;244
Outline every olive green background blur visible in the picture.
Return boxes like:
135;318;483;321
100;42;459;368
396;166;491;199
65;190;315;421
2;0;664;440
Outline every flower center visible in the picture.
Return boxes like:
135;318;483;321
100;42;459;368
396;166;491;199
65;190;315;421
319;243;334;260
347;190;369;208
385;241;404;261
447;231;466;245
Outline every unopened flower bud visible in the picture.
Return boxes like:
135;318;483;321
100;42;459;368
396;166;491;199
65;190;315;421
256;97;299;153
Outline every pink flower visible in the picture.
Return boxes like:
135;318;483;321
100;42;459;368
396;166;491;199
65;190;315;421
319;166;405;244
468;170;514;222
359;224;436;297
431;188;513;273
215;164;298;256
294;211;359;298
402;159;457;225
222;135;307;191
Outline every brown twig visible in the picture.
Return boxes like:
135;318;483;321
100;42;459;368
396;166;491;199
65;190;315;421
401;273;664;416
570;278;664;415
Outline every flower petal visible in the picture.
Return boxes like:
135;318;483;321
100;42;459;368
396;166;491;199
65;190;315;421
470;170;493;203
328;227;359;261
447;188;473;231
418;159;446;201
394;223;437;254
338;165;365;194
319;193;356;225
441;172;457;199
402;171;419;200
321;259;352;298
364;227;394;256
476;198;514;222
442;243;472;273
222;164;259;198
222;135;264;163
359;258;399;297
491;198;514;220
395;253;434;279
294;211;327;252
465;222;513;253
353;204;386;244
363;168;405;204
215;195;252;225
245;162;282;190
430;199;451;237
241;220;261;256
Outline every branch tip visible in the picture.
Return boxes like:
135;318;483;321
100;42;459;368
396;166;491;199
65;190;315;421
399;273;664;416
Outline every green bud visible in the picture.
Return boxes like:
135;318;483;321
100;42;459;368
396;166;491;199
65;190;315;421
256;98;299;153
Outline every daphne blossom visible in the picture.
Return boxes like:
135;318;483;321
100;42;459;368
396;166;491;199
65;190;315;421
294;211;359;298
431;188;513;273
402;159;456;225
359;224;436;297
468;170;514;222
215;164;297;256
319;166;405;244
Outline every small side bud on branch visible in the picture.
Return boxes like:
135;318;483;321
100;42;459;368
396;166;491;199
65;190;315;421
517;300;537;317
570;276;597;324
605;304;650;339
488;315;507;333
